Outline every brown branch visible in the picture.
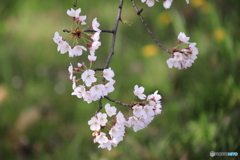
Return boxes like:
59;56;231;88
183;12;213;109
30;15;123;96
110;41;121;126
64;29;114;34
73;0;77;7
104;96;133;107
83;29;114;33
96;0;125;113
93;68;105;71
95;98;103;115
63;29;71;33
104;0;124;69
131;0;172;54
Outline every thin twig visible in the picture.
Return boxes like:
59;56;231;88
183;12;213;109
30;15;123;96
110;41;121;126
63;29;71;33
131;0;172;54
63;29;114;34
95;98;103;115
104;0;124;69
73;0;77;7
96;0;125;113
104;96;133;107
93;68;105;71
83;29;114;33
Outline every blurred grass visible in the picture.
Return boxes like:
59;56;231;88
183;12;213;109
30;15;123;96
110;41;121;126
0;0;240;159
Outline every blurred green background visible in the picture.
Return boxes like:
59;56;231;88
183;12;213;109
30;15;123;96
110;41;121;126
0;0;239;159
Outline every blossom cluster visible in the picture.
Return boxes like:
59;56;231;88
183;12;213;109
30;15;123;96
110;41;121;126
88;85;162;150
53;8;115;103
52;2;196;150
141;0;189;8
166;32;199;69
53;8;101;59
70;63;115;103
127;85;162;132
53;8;163;150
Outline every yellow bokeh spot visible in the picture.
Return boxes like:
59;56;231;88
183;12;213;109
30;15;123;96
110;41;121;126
191;0;211;14
213;28;225;41
191;0;206;7
159;11;172;26
142;44;159;57
199;2;211;14
0;85;8;104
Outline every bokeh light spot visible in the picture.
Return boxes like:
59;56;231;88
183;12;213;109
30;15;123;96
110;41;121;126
0;85;8;104
159;11;172;26
191;0;206;7
213;28;225;41
142;44;159;57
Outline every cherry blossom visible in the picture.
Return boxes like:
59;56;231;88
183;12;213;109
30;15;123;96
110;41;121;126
95;132;109;144
133;85;146;100
115;111;126;125
125;116;138;128
90;84;105;100
146;0;158;7
71;85;85;99
147;90;162;102
163;0;189;9
141;0;158;7
178;32;190;44
189;42;199;58
67;8;81;18
103;81;115;95
90;40;101;51
98;141;113;150
91;32;100;42
69;45;87;57
88;50;97;61
77;63;83;68
82;90;94;103
92;18;101;32
72;76;76;89
105;104;117;117
57;41;71;54
132;118;146;132
68;63;73;80
51;1;201;150
163;0;173;9
143;105;155;118
167;32;199;69
66;8;87;25
88;87;163;149
96;112;108;126
132;105;145;117
88;116;100;131
174;52;184;61
81;69;97;87
77;15;87;25
103;68;115;81
53;32;63;44
109;124;124;138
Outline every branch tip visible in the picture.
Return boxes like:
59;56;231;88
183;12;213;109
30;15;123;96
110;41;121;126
131;0;172;54
137;8;143;15
73;0;78;7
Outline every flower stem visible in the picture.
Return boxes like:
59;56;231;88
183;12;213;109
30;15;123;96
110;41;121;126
130;0;172;54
